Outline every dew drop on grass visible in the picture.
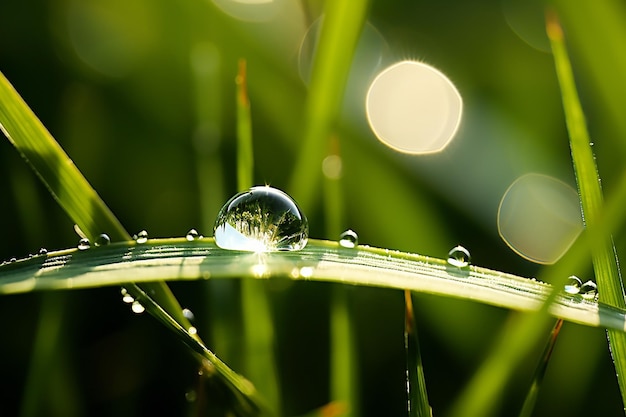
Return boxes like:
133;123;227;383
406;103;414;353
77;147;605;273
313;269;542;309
339;229;359;248
120;287;135;304
580;280;598;300
77;238;91;250
38;248;48;255
131;300;145;314
182;308;196;322
447;245;471;268
214;186;308;252
186;229;200;241
95;233;111;246
135;230;148;244
564;276;582;295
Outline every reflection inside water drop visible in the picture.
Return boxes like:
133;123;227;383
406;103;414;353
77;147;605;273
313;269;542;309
213;186;308;252
447;245;471;268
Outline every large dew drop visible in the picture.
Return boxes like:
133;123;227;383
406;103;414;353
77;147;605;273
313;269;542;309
214;186;308;252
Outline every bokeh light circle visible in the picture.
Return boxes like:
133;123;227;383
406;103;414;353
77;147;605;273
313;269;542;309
497;173;583;264
366;60;462;154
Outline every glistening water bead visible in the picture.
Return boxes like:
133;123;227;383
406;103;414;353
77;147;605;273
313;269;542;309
339;229;359;248
214;186;308;252
447;245;471;268
564;276;583;295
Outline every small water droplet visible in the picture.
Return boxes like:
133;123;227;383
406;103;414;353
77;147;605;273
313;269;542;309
580;280;598;300
9;257;17;263
120;287;135;304
186;229;200;241
188;326;198;335
185;389;197;403
447;245;471;268
95;233;111;246
38;248;48;255
564;275;582;295
213;186;308;252
131;300;145;314
182;308;196;322
77;238;91;250
339;229;358;248
135;230;148;244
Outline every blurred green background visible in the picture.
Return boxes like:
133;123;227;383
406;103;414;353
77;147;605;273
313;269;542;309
1;0;625;416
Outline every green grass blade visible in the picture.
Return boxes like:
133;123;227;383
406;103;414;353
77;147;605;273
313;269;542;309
404;291;431;417
518;319;564;417
235;59;282;414
236;58;254;191
0;70;196;339
547;11;626;409
322;141;359;417
288;0;370;211
3;238;626;333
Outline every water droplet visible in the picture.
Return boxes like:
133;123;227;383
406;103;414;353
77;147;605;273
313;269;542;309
9;257;17;263
339;229;359;248
77;238;91;250
447;245;471;268
185;389;197;403
182;308;196;322
580;280;598;300
38;248;48;255
186;229;200;241
135;230;148;244
95;233;111;246
214;186;308;252
188;326;198;336
120;287;135;304
564;275;582;295
131;300;145;314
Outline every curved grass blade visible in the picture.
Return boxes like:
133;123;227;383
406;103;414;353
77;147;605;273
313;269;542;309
288;0;370;211
2;238;626;333
0;70;193;331
547;11;626;409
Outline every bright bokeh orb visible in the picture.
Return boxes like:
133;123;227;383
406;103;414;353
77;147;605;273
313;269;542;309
497;173;583;264
366;60;463;154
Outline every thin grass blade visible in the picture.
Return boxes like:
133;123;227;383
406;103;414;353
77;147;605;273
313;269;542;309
235;59;282;414
288;0;370;211
518;319;564;417
404;291;431;417
547;11;626;409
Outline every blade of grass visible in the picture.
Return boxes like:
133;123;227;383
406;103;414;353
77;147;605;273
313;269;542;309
518;319;564;417
404;291;431;417
288;0;370;212
4;237;626;332
547;11;626;409
322;138;360;417
0;70;193;333
235;59;282;414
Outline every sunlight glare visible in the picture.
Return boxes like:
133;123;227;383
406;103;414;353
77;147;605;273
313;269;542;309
366;60;463;154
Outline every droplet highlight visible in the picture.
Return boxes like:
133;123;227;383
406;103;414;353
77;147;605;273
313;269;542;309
38;248;48;255
564;276;582;295
339;230;359;248
95;233;111;246
213;186;308;252
135;230;148;244
77;238;91;251
580;280;598;300
447;245;471;268
186;229;201;241
120;287;135;304
131;300;145;314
